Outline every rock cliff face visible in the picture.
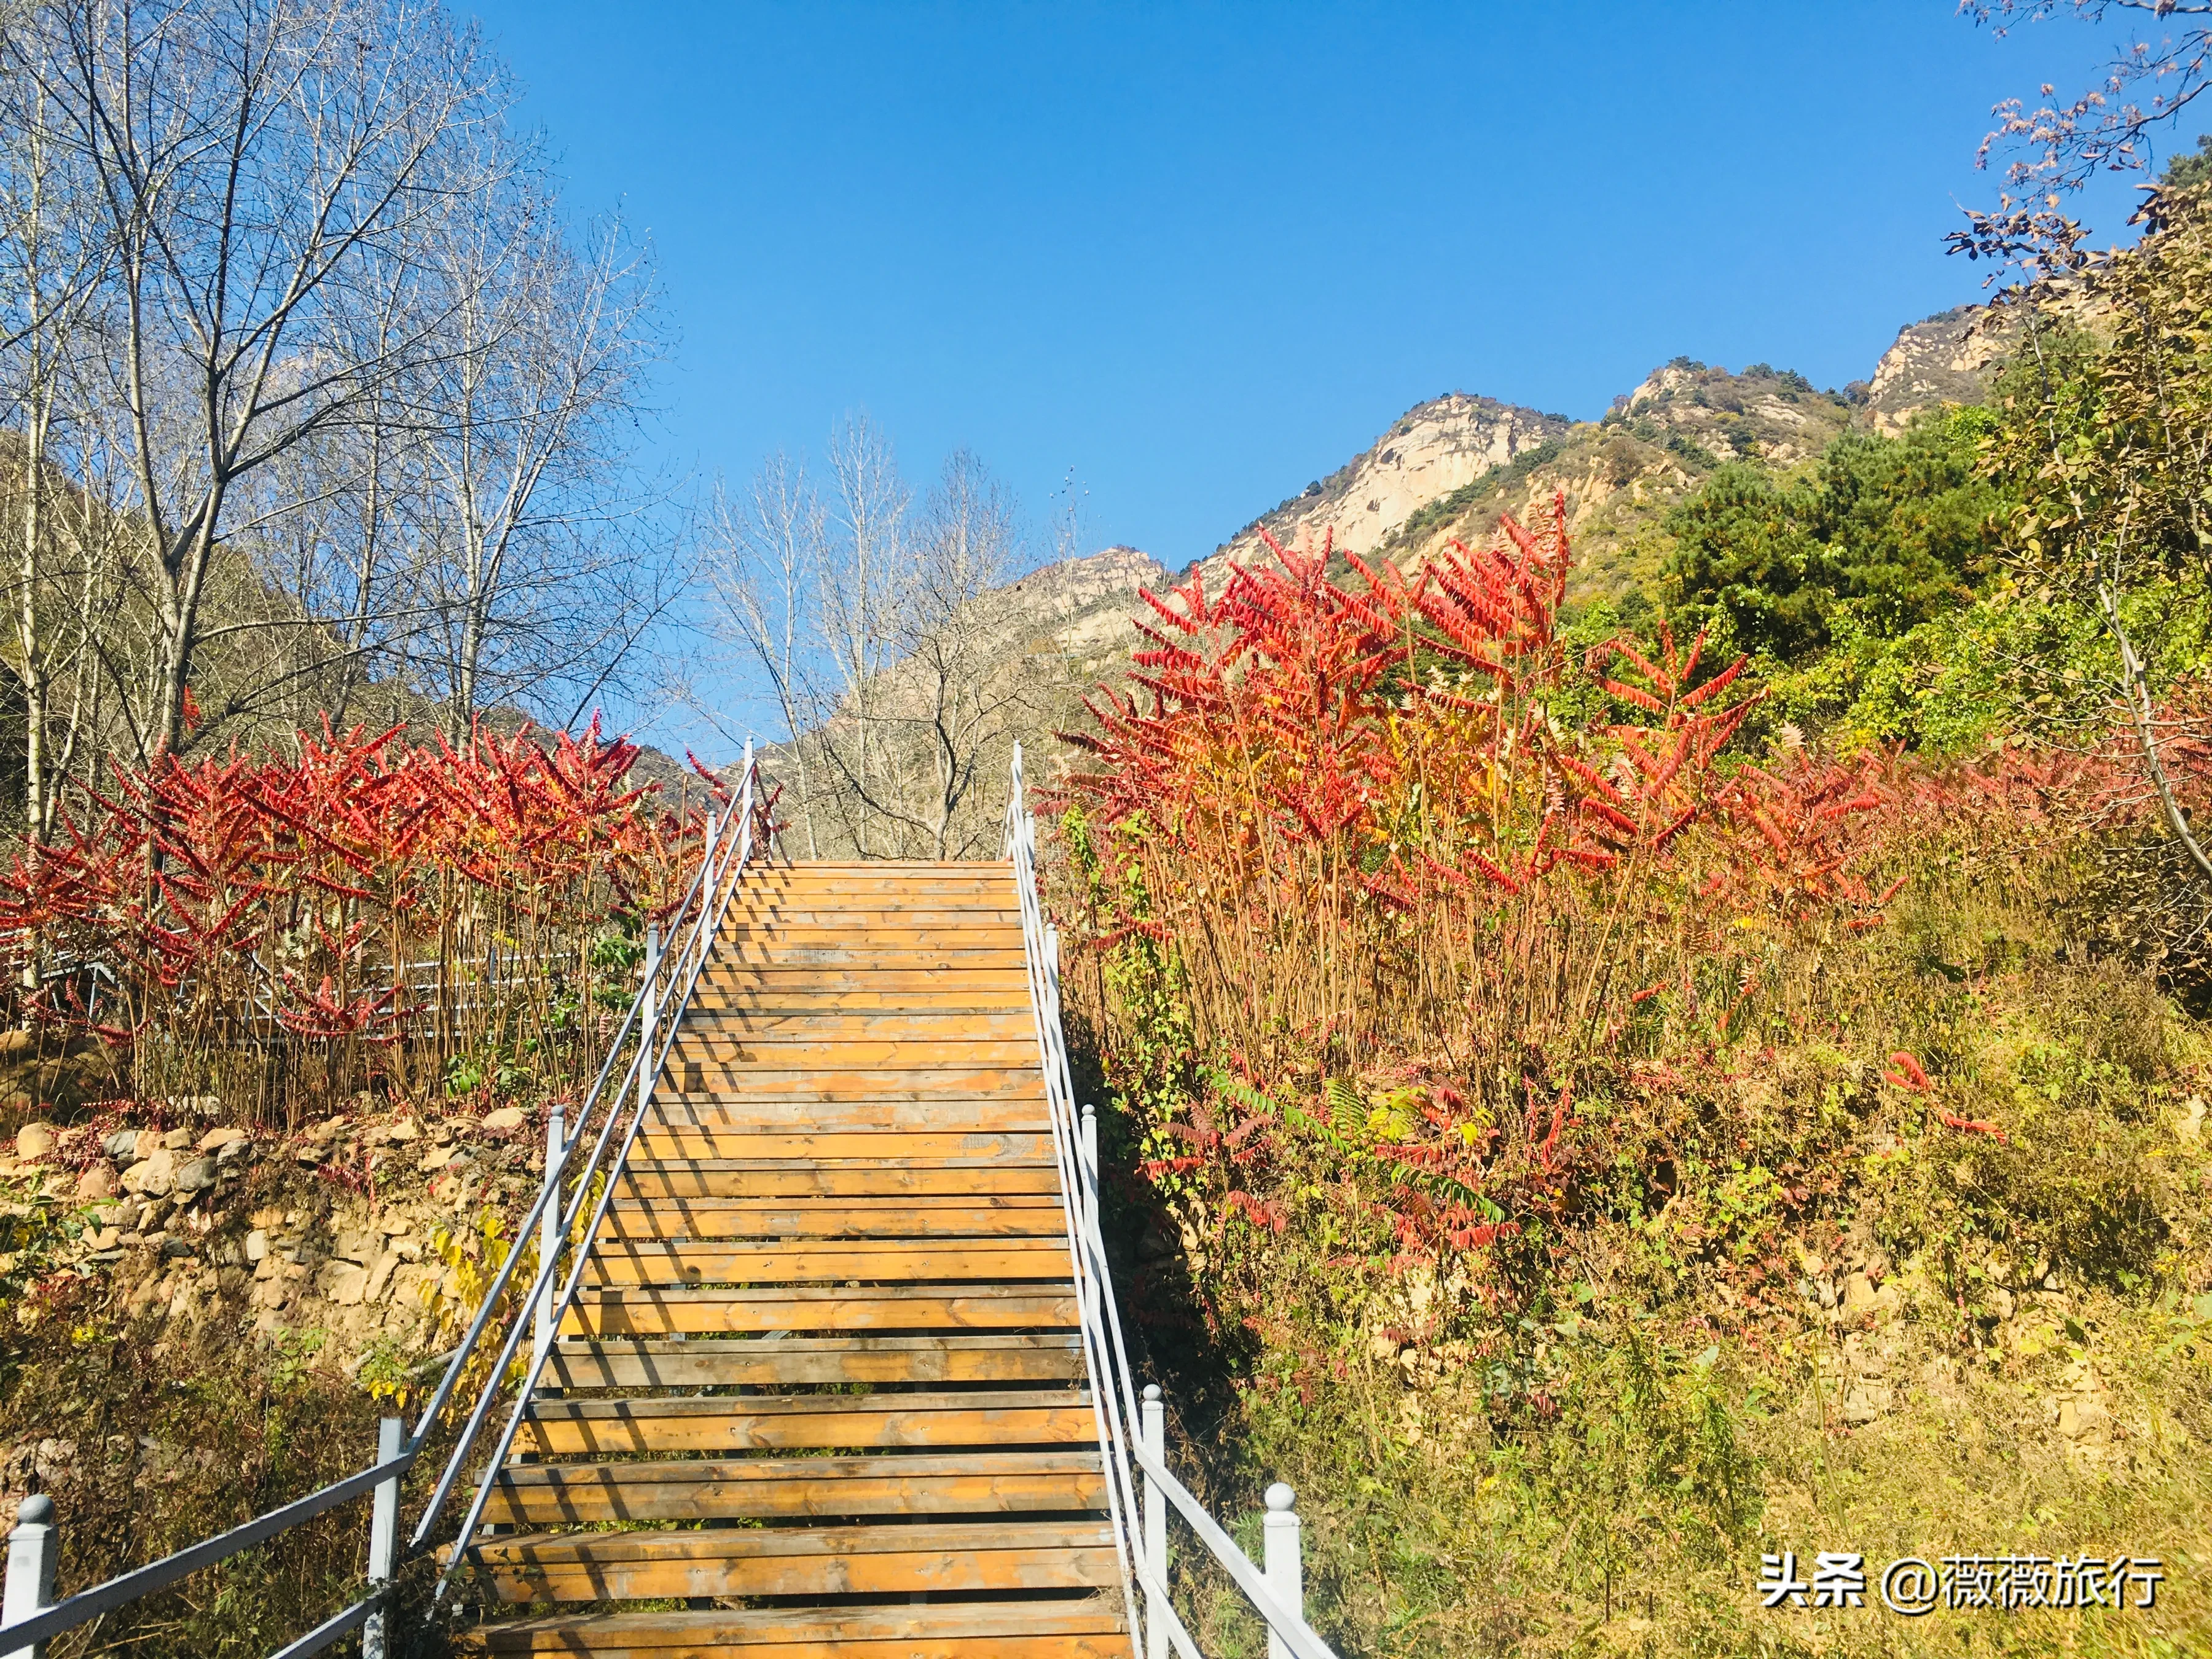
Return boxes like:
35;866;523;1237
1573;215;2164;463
1212;393;1570;565
1862;305;2012;435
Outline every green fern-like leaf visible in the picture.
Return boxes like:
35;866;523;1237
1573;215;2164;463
1325;1077;1364;1135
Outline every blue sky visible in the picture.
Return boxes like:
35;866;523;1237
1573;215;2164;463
460;1;2171;746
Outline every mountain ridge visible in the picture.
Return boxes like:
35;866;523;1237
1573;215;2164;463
1013;305;2012;664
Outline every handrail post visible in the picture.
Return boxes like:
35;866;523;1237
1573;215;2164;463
641;924;662;1116
362;1419;401;1659
1141;1387;1168;1659
1079;1102;1099;1220
2;1496;56;1659
533;1107;565;1367
1263;1484;1302;1659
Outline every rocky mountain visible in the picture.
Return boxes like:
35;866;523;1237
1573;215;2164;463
850;304;2023;786
1209;393;1571;570
1862;304;2012;435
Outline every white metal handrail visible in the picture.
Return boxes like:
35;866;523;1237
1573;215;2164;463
1003;744;1339;1659
0;744;767;1659
415;740;763;1595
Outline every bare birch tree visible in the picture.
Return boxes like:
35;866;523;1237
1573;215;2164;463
814;414;907;857
703;453;826;855
34;0;506;758
407;168;662;740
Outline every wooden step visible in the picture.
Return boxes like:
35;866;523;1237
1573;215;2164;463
707;944;1029;966
465;1601;1125;1658
543;1333;1087;1388
675;1010;1038;1039
667;1038;1042;1072
600;1195;1066;1239
621;1162;1061;1200
633;1129;1054;1164
462;1518;1116;1603
695;971;1031;995
516;1390;1096;1456
587;1237;1075;1287
565;1283;1079;1336
643;1096;1049;1132
482;1449;1106;1524
719;908;1021;927
652;1068;1047;1100
689;987;1036;1011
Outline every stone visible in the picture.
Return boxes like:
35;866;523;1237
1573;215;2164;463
216;1137;250;1167
419;1145;454;1174
197;1126;246;1152
74;1163;117;1201
482;1106;528;1133
160;1126;194;1151
364;1250;401;1303
334;1231;379;1265
320;1261;369;1306
1841;1271;1901;1325
0;1028;36;1058
390;1235;422;1262
103;1128;141;1162
90;1226;120;1251
14;1122;57;1159
122;1149;177;1197
245;1230;269;1263
1841;1375;1893;1424
173;1158;217;1194
2058;1396;2110;1440
386;1119;420;1142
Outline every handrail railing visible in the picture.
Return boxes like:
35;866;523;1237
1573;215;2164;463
0;744;768;1659
1003;744;1339;1659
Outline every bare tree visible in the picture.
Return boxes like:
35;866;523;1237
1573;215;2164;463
806;446;1041;859
814;414;908;857
407;168;663;739
34;0;506;758
0;43;108;837
703;453;826;855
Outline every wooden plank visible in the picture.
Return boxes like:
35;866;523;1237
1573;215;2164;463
643;1096;1049;1132
481;1451;1105;1524
708;942;1026;955
599;1195;1066;1239
543;1333;1086;1387
515;1392;1096;1456
675;1010;1038;1039
587;1237;1075;1286
633;1129;1054;1164
695;971;1030;995
741;862;1006;876
562;1284;1079;1336
689;988;1036;1011
716;925;1022;944
705;957;1030;976
666;1038;1042;1070
620;1162;1062;1199
466;1602;1123;1659
463;1519;1116;1603
649;1068;1046;1099
719;908;1021;927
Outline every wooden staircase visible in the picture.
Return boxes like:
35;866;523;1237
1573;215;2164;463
458;861;1128;1659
